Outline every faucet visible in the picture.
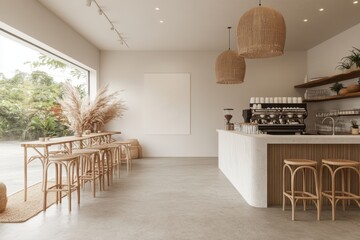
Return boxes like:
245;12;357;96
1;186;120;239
322;117;335;135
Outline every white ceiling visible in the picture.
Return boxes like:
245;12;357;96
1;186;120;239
38;0;360;51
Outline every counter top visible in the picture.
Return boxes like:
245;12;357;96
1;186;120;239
216;129;360;144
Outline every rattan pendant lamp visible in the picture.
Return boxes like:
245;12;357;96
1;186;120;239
237;0;286;58
215;27;246;84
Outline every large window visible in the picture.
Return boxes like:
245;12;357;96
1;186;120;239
0;31;89;140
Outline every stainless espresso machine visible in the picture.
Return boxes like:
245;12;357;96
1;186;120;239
246;103;307;134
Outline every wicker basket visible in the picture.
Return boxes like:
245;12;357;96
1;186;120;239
215;50;246;84
237;6;286;58
0;182;7;213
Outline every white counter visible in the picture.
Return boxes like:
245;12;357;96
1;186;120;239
217;130;360;208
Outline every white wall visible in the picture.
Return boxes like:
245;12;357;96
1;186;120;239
101;51;306;157
0;0;100;89
306;23;360;131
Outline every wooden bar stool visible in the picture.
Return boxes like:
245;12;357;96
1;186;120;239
88;144;114;188
113;141;132;172
105;143;123;178
43;154;80;212
320;159;360;221
283;159;320;221
72;148;102;197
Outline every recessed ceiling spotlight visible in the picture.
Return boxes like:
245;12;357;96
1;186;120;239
155;7;160;11
159;20;164;23
319;8;324;11
303;19;309;22
354;1;359;4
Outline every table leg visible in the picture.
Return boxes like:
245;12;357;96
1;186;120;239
24;146;28;201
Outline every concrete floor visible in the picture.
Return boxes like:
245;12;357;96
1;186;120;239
0;153;360;239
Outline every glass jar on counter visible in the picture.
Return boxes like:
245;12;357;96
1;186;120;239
239;123;261;134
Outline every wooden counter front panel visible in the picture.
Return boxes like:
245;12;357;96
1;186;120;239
267;144;360;206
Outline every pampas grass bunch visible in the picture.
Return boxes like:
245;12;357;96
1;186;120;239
58;83;126;135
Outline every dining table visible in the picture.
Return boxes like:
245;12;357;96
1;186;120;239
21;131;121;201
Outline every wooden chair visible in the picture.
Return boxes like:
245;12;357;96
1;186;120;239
283;159;320;221
43;154;80;212
320;159;360;220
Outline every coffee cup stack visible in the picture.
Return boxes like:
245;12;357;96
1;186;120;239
250;97;303;104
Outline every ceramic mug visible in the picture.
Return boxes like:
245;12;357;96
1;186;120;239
260;97;264;103
287;97;292;103
282;97;287;103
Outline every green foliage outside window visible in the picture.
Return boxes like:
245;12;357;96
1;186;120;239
0;55;87;140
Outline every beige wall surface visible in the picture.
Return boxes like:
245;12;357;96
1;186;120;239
306;23;360;131
0;0;100;79
307;23;360;78
101;51;306;157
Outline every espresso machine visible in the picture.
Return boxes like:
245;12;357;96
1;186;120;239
247;103;307;134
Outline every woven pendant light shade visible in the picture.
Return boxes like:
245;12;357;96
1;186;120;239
237;6;286;58
215;50;246;84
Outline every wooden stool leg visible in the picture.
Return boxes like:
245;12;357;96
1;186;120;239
312;167;320;221
59;164;62;204
331;169;336;221
341;169;346;211
43;164;49;211
123;145;130;172
282;164;286;211
101;151;106;189
347;168;351;206
302;168;307;211
109;150;113;184
106;150;111;186
291;167;296;221
127;144;132;171
319;164;324;215
117;146;121;178
66;162;72;212
96;153;102;191
76;159;80;205
92;154;96;197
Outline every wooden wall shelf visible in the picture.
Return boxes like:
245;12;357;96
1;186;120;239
303;91;360;102
294;69;360;88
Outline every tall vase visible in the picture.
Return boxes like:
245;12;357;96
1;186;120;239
74;131;83;137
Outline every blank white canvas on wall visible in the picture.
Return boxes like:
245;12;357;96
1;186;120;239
143;73;191;135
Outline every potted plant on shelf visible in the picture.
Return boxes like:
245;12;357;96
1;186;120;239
336;47;360;73
349;46;360;69
336;58;353;73
330;82;344;95
350;119;359;135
